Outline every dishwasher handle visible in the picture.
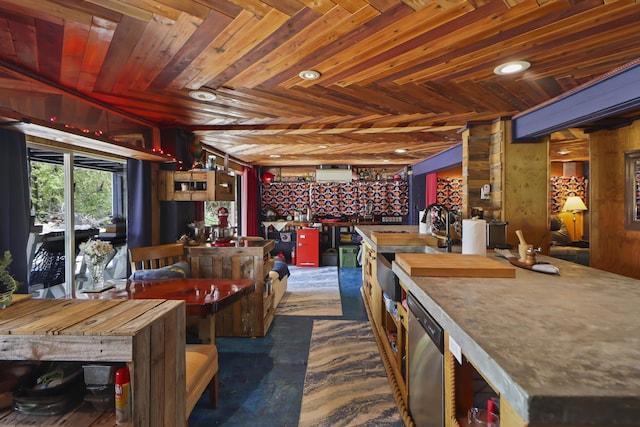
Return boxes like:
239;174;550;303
408;293;444;353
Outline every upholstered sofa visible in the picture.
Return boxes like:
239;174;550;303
549;215;589;266
268;260;290;308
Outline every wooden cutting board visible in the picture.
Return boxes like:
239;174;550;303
395;253;516;278
371;232;441;246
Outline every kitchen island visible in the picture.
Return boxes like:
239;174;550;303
356;225;640;426
356;224;443;426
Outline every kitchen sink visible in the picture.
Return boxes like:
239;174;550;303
376;253;402;302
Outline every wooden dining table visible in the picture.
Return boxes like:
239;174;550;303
81;278;255;344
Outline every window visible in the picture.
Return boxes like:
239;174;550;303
27;143;127;296
205;201;237;227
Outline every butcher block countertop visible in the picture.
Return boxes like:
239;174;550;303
356;225;446;253
395;253;515;278
393;253;640;426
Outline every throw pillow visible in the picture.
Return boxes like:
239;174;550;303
130;261;192;280
271;260;290;281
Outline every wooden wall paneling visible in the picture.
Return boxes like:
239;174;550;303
226;6;350;89
188;9;291;90
489;121;505;221
1;0;90;25
462;122;492;219
76;16;118;94
501;121;550;253
590;119;640;279
6;1;639;167
114;13;204;94
364;0;399;13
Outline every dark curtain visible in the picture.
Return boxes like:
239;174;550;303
127;159;190;254
242;166;259;236
126;159;153;249
0;130;31;293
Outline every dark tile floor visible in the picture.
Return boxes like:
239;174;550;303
188;267;366;427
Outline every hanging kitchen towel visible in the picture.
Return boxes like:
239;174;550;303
419;210;429;234
462;219;487;256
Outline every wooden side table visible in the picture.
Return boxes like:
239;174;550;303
0;298;186;427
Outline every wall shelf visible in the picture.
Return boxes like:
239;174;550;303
158;170;235;201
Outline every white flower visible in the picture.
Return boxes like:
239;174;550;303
80;239;113;286
80;239;113;261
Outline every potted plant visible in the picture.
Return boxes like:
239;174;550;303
0;251;19;308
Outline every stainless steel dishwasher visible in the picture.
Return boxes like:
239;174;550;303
407;293;444;427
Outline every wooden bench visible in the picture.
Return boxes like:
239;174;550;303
185;344;219;420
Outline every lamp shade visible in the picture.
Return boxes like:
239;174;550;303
562;196;587;212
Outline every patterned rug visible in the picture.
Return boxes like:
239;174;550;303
277;266;343;317
298;320;403;427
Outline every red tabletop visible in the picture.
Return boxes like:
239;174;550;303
89;278;255;318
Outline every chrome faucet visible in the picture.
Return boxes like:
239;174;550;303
423;203;453;252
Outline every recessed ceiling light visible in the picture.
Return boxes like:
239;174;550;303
319;145;328;149
189;89;217;101
269;154;281;158
298;70;321;80
557;149;572;155
394;148;407;153
493;61;531;75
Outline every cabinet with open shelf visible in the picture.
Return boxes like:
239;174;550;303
361;243;375;305
445;339;502;427
360;242;409;407
380;287;408;400
158;170;235;201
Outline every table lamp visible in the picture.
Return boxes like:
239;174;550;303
562;196;588;240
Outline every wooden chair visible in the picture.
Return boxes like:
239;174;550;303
128;243;186;272
127;243;219;418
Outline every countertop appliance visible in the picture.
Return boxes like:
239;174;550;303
486;221;510;249
408;293;444;427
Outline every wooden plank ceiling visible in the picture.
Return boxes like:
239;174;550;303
1;0;639;167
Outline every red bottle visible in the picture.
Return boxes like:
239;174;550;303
115;366;132;424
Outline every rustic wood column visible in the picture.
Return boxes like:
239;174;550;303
496;119;550;252
462;121;493;218
463;120;550;252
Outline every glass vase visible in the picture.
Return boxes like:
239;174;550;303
86;256;108;290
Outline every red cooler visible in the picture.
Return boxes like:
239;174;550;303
296;228;319;267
